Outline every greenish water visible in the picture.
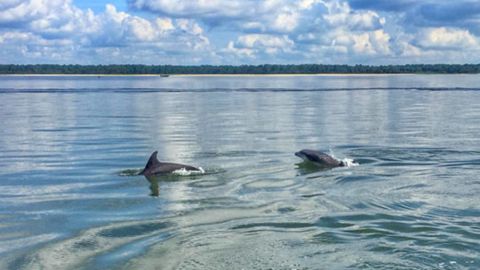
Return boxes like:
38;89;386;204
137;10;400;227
0;75;479;269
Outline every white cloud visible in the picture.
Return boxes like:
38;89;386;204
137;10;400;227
127;17;157;41
234;34;294;54
271;11;300;33
130;0;328;34
320;28;392;56
129;0;256;19
298;0;323;10
0;0;53;24
0;31;34;43
0;1;214;64
155;18;174;32
1;0;480;64
276;0;393;63
415;27;478;50
323;1;384;31
351;30;390;54
0;30;77;62
226;34;294;57
225;41;254;57
238;34;293;49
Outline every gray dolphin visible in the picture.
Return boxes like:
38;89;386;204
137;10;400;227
139;151;201;176
295;149;345;167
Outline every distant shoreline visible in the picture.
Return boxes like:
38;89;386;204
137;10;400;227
1;64;479;75
0;73;469;77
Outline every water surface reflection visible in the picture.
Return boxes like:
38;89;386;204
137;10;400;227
0;75;479;269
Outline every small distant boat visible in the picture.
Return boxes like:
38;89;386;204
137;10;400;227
159;74;170;77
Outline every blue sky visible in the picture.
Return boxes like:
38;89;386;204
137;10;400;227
73;0;127;13
0;0;479;65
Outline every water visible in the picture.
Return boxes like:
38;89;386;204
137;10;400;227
0;74;479;269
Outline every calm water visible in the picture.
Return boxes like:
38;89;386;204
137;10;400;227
0;75;479;269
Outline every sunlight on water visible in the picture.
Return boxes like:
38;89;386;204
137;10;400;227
0;75;479;270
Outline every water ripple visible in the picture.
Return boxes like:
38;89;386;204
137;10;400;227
1;76;480;269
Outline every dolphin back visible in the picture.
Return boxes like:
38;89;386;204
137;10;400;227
296;149;343;167
139;151;201;176
156;162;200;173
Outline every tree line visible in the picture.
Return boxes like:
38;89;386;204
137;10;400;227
1;64;480;74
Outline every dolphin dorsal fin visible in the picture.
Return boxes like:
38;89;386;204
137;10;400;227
144;151;161;171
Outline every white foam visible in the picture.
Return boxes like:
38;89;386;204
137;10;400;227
341;158;359;167
172;167;205;176
328;150;359;168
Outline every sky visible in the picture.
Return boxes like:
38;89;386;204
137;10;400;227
0;0;479;65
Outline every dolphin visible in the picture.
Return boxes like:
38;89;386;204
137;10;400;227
295;149;345;167
139;151;202;176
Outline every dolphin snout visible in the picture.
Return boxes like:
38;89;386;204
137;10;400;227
295;151;306;160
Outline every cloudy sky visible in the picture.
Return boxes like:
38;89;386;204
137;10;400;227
0;0;479;65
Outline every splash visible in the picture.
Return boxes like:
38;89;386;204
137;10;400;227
328;149;359;168
341;158;359;167
172;167;205;176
